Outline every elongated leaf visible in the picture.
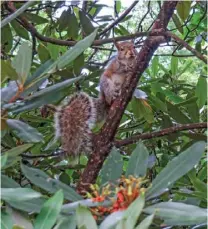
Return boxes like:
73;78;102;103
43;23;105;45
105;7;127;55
25;30;97;89
1;60;18;83
21;164;82;201
100;147;123;185
126;141;149;177
172;14;183;34
176;1;192;22
144;202;207;226
54;215;76;229
171;56;178;76
67;12;79;40
38;43;50;63
1;188;42;201
146;141;206;198
34;190;64;229
79;11;95;35
195;77;207;109
122;194;145;229
99;211;124;229
7;119;43;143
1;211;13;229
76;205;97;229
1;24;13;52
1;175;20;188
8;198;46;213
10;209;33;229
167;102;190;124
23;12;48;24
10;75;85;114
2;144;33;169
11;20;29;40
135;214;154;229
61;199;111;214
1;154;8;170
12;42;32;84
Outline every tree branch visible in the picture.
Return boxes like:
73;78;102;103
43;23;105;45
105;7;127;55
1;1;34;28
99;1;138;36
77;1;178;194
6;2;162;47
115;122;207;147
166;31;207;64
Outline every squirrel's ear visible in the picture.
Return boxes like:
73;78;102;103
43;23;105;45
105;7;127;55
114;40;120;50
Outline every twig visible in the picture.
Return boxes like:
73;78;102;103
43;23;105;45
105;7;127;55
115;122;207;147
166;31;207;64
21;150;64;158
99;1;138;36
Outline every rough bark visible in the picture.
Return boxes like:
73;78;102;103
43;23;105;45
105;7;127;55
77;1;178;194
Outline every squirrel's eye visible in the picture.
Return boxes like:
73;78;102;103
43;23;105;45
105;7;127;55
120;47;124;51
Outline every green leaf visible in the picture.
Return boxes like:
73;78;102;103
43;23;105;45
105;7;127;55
149;95;167;112
1;154;8;170
188;170;207;195
1;188;42;202
8;198;45;213
1;211;13;229
151;56;159;77
23;12;48;24
172;14;183;34
76;205;98;229
21;164;82;201
2;144;33;169
67;12;79;39
122;194;145;229
24;30;97;89
38;43;51;63
99;211;124;229
11;20;29;40
126;141;149;177
1;60;18;83
61;199;111;214
73;53;85;75
195;76;207;109
115;0;121;14
1;24;13;52
171;56;178;76
34;190;64;229
167;102;191;124
9;75;85;114
79;11;95;35
176;1;192;22
7;119;43;143
1;175;20;188
100;148;123;185
144;202;207;226
54;215;76;229
12;41;32;85
135;214;154;229
146;141;206;198
58;9;70;30
132;98;154;124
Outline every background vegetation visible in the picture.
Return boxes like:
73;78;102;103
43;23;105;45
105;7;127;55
1;1;207;228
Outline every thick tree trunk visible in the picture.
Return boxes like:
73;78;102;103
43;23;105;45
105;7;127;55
77;1;178;194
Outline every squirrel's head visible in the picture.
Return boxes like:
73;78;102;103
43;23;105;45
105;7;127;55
114;41;137;60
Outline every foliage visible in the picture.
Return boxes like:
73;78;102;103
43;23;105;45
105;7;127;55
1;1;207;229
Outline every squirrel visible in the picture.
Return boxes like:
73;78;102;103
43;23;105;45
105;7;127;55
54;41;138;157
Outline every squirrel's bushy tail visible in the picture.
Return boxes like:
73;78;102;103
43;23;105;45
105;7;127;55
55;92;97;156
